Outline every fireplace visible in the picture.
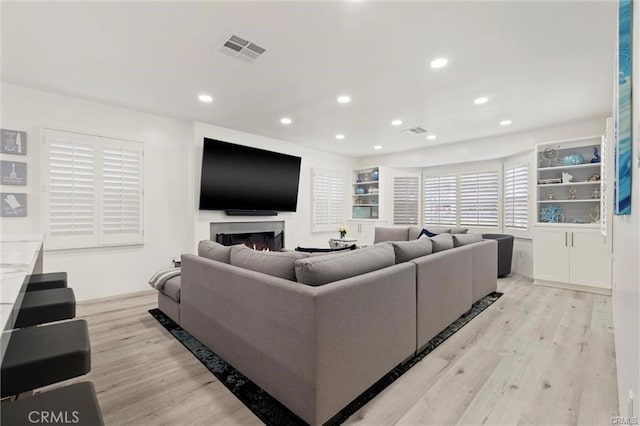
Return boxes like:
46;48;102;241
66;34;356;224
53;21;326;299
210;221;285;251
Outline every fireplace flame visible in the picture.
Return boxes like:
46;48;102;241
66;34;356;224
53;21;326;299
250;243;270;252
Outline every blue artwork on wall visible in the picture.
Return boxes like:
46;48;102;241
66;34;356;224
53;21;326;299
615;0;633;215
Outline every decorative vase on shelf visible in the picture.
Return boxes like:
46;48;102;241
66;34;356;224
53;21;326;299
371;169;379;181
562;153;584;166
355;187;366;195
591;147;601;163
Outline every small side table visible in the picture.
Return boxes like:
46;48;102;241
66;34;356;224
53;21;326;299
329;238;358;249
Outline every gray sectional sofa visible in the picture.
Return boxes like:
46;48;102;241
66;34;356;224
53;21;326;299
156;227;497;425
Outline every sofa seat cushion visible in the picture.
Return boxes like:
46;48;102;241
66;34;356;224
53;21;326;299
230;245;305;281
160;276;181;302
390;239;433;263
294;243;395;286
452;233;483;247
198;240;232;263
430;233;454;252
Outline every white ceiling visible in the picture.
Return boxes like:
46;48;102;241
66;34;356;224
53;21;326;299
1;1;616;157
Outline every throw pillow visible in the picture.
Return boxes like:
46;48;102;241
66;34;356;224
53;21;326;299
417;228;439;239
294;245;356;253
390;239;433;263
230;245;306;281
430;234;454;252
198;240;232;264
425;226;452;234
294;242;395;286
452;233;482;247
450;227;469;234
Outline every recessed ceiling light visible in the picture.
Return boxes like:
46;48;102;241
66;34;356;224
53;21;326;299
337;95;351;104
391;119;403;126
426;134;437;140
430;58;448;69
280;117;292;125
374;145;382;150
198;94;213;103
335;134;345;140
473;97;489;105
500;120;512;126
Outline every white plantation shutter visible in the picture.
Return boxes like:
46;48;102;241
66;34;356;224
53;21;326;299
313;169;344;232
460;171;499;227
504;164;528;229
424;175;457;225
393;176;419;225
45;136;98;249
100;144;144;244
44;129;144;249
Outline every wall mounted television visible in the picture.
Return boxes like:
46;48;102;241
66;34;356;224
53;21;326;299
198;138;302;213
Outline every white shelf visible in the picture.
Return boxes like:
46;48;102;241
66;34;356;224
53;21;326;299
538;163;601;171
353;193;378;196
353;181;379;185
537;181;600;187
353;204;379;207
539;199;600;203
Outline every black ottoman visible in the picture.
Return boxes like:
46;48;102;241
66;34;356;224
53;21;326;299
1;320;91;397
14;288;76;328
482;234;515;278
1;382;104;426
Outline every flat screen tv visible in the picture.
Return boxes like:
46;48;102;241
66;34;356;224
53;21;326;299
199;138;302;212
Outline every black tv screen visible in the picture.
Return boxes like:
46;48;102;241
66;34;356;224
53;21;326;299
199;138;302;212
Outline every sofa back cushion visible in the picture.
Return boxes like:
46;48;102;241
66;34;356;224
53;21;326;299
390;239;433;263
430;233;454;252
294;243;395;286
408;226;423;240
198;240;232;263
373;227;410;243
230;245;305;281
452;233;483;247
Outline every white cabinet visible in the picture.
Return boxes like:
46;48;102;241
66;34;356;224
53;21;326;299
533;227;611;291
346;220;387;246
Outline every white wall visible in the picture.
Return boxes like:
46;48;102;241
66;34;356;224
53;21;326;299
612;2;640;418
0;84;193;301
191;122;356;249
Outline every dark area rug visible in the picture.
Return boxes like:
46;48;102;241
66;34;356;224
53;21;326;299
149;291;502;426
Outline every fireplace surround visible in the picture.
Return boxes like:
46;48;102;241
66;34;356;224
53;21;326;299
209;221;285;251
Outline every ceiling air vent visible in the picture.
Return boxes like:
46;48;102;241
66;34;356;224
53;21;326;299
402;126;428;134
219;34;266;63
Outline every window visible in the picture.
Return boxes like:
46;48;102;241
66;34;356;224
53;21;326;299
504;164;529;229
44;129;144;249
423;175;457;225
460;171;499;227
312;169;344;232
393;176;420;225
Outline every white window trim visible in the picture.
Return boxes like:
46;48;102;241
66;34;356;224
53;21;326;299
43;129;144;250
504;151;534;239
311;168;345;233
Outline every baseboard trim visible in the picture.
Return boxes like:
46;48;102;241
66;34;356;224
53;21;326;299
533;279;612;296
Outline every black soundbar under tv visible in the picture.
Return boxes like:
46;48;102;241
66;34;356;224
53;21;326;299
225;210;278;216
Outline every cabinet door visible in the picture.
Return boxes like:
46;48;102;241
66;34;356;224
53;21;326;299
534;229;570;283
569;230;611;288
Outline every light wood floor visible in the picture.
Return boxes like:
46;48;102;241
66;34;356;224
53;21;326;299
42;275;618;425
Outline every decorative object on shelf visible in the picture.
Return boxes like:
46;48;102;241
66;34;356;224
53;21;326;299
539;178;562;184
587;173;601;182
540;205;564;223
0;129;27;155
370;169;379;181
546;190;555;200
356;175;362;183
615;0;632;215
592;187;601;199
562;172;573;183
368;187;379;194
355;198;364;204
355;187;366;195
568;186;577;200
573;218;586;224
339;226;348;239
591;147;601;164
562;153;585;166
589;205;601;223
541;148;558;167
